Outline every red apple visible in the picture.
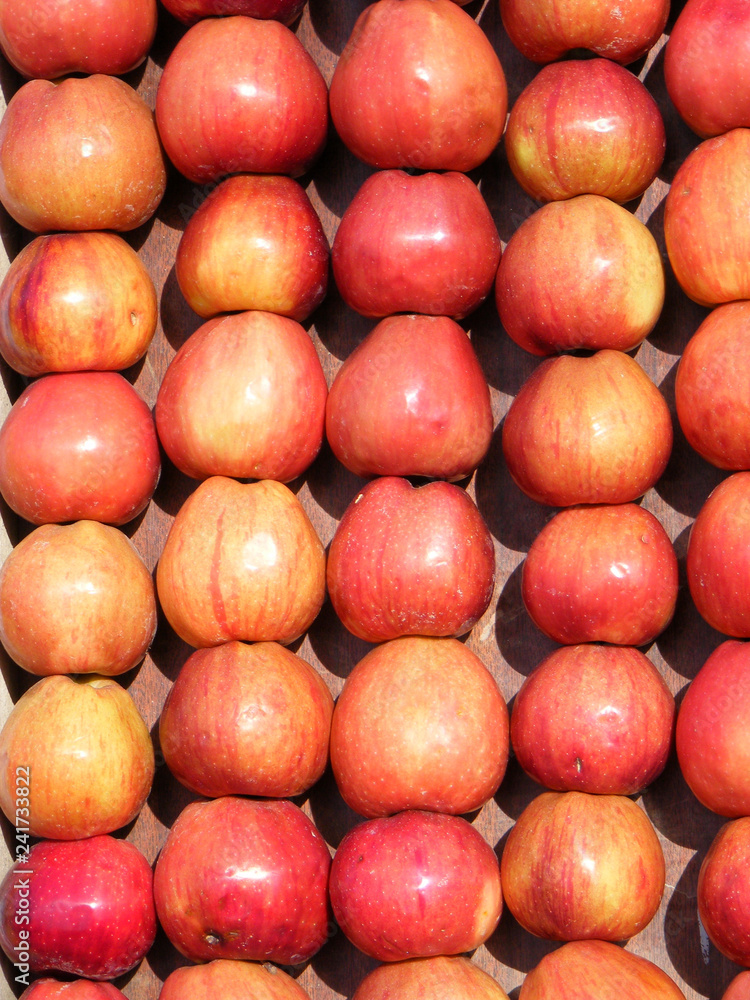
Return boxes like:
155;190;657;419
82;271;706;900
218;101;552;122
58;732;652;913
496;195;665;356
0;75;166;233
0;233;157;377
155;311;328;482
155;16;328;182
676;640;750;817
521;503;678;645
723;973;750;1000
0;0;157;78
176;175;328;321
161;0;308;24
501;791;665;941
325;314;493;481
353;956;510;1000
675;302;750;469
519;940;687;1000
505;59;665;204
153;797;331;965
21;981;127;1000
326;477;495;643
502;350;673;506
0;836;156;980
0;520;157;677
664;128;750;306
160;960;314;1000
330;636;509;817
329;810;502;961
665;0;750;138
0;674;154;840
499;0;669;64
331;170;500;319
698;817;750;966
156;476;326;647
0;372;161;526
329;0;507;171
686;472;750;636
511;644;675;795
159;640;333;798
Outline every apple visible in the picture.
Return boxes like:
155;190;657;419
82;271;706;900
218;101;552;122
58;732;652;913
156;476;326;647
153;796;331;965
329;0;507;172
686;472;750;636
505;59;665;204
155;16;328;182
0;0;157;78
0;232;157;377
502;349;673;506
521;503;678;645
664;128;750;306
175;175;329;321
499;0;669;63
325;314;493;481
331;170;501;319
496;195;665;356
501;791;665;941
0;835;156;980
0;520;157;677
160;960;314;1000
329;810;502;961
159;640;333;798
723;973;750;1000
676;640;750;817
519;940;687;1000
0;74;166;233
155;311;328;482
161;0;308;24
675;302;750;469
353;956;510;1000
511;644;675;795
0;674;154;840
0;371;160;526
21;981;127;1000
330;636;509;817
665;0;750;137
326;477;495;643
698;817;750;966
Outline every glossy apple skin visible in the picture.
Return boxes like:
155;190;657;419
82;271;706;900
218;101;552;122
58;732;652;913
353;956;510;1000
155;16;328;182
664;129;750;306
698;817;750;966
519;940;687;1000
675;302;750;469
686;473;750;636
723;973;750;1000
155;311;328;482
496;195;665;356
176;175;328;321
159;640;333;798
332;170;500;319
331;636;509;817
161;0;307;23
0;75;166;233
522;504;678;646
499;0;668;64
329;0;507;172
0;675;154;840
665;0;750;137
21;981;127;1000
502;350;672;506
0;372;160;526
511;644;675;795
160;960;314;1000
501;791;665;941
0;836;156;980
154;797;331;965
676;640;750;817
325;315;492;481
156;476;326;647
329;810;502;962
327;477;495;643
0;0;156;78
506;59;665;204
0;520;156;677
